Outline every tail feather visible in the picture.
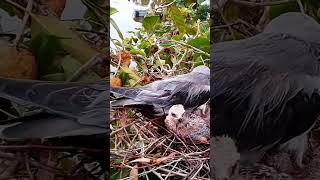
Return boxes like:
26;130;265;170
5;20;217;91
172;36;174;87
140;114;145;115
111;98;145;106
0;113;107;139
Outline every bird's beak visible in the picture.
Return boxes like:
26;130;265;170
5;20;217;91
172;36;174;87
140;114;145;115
178;112;185;123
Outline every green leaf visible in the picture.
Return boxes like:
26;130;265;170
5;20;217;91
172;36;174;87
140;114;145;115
111;168;130;180
160;42;174;47
132;37;138;43
142;16;160;34
110;7;118;16
31;33;64;76
185;0;197;6
110;18;124;40
60;159;77;174
168;6;186;35
155;59;166;66
111;39;123;47
120;66;141;82
119;71;129;85
186;23;197;35
172;33;184;41
128;79;138;86
269;2;299;20
138;40;150;49
187;37;210;52
84;9;104;30
31;15;98;65
0;1;15;16
130;49;146;56
61;55;100;81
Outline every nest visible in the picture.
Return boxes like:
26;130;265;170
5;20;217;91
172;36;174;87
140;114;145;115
110;108;210;179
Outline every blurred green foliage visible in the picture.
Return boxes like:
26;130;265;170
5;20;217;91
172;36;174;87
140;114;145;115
110;0;210;88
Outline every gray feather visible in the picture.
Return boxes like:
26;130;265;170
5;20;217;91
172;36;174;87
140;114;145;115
0;78;108;139
111;66;210;114
212;32;320;134
0;116;107;139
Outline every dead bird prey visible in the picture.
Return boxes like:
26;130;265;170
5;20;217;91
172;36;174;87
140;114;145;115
0;77;108;139
165;104;209;144
111;66;210;117
211;12;320;173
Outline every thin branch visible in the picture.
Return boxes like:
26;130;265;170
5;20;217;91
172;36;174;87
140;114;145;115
73;28;108;36
214;0;236;40
212;22;240;30
0;145;105;153
81;0;107;29
257;6;270;31
0;175;29;180
0;108;17;118
13;0;33;47
236;19;261;34
25;153;35;180
155;0;176;10
296;0;305;13
5;0;27;12
66;53;105;82
166;40;210;57
231;0;296;7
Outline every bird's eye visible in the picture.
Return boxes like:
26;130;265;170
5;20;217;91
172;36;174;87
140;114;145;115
171;113;177;118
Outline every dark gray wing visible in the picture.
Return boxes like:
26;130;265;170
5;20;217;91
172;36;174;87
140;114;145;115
211;25;320;153
0;78;108;139
111;66;210;113
0;113;107;139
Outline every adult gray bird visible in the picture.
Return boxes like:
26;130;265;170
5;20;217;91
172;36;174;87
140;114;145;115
111;65;210;117
211;12;320;178
0;77;108;140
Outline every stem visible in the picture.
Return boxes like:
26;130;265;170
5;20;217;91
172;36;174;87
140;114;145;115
166;40;209;57
13;0;33;47
231;0;296;6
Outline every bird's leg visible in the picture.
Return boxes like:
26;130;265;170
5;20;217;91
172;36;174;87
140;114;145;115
280;132;309;168
294;133;308;168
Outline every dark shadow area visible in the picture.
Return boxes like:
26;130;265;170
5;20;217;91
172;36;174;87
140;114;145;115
211;1;320;179
0;0;109;179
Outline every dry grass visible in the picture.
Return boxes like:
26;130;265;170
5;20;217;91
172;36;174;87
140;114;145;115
110;107;210;180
